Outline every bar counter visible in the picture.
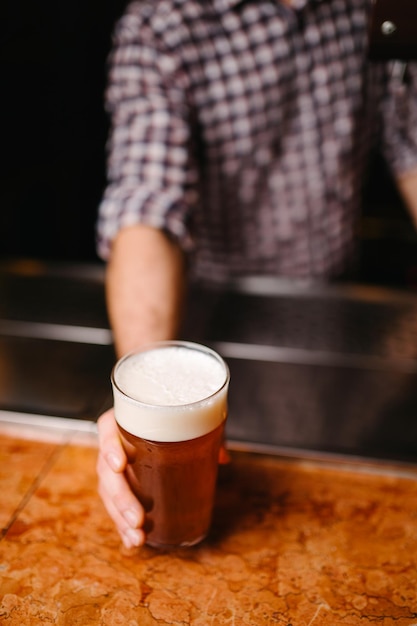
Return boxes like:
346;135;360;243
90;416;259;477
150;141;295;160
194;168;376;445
1;422;417;625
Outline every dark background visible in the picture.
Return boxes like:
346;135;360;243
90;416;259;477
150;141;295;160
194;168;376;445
2;1;417;287
1;0;128;263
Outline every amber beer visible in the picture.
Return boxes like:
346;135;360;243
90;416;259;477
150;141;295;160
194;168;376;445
111;341;230;548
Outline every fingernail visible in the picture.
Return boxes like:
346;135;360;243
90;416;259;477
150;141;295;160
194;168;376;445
107;452;122;471
122;533;133;550
123;508;140;528
124;528;142;547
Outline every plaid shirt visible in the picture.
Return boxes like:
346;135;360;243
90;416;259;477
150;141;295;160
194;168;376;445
97;0;417;282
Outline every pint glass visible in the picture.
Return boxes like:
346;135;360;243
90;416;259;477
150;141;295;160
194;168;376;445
111;340;230;548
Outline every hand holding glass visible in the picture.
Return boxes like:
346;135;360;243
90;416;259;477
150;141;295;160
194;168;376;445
111;341;230;548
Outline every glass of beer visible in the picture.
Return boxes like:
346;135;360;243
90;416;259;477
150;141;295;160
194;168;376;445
111;340;230;548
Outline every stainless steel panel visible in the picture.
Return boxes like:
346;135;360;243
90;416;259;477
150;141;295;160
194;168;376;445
0;335;114;419
0;262;113;422
2;264;417;463
183;281;417;462
223;358;417;462
191;285;417;362
0;262;109;328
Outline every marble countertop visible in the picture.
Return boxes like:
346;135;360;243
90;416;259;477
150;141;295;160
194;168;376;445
1;422;417;625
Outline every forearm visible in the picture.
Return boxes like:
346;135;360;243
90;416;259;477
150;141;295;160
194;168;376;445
105;224;187;358
395;167;417;229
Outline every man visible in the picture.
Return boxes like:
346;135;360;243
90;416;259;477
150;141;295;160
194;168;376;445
96;0;417;548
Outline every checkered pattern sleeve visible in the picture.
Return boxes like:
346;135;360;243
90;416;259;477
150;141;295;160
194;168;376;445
96;5;198;260
379;62;417;177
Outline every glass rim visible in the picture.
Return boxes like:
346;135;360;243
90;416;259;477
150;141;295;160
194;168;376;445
111;340;230;409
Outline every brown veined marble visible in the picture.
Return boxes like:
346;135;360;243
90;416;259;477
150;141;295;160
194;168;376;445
1;429;417;625
0;433;59;531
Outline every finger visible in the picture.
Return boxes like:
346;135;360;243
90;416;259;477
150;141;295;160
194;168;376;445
96;451;146;547
101;484;145;548
97;408;126;472
104;496;146;549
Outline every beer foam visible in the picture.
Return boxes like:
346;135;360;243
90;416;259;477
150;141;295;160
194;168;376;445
112;343;229;441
